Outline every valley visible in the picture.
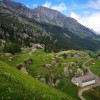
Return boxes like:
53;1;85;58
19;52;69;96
0;0;100;100
0;46;100;100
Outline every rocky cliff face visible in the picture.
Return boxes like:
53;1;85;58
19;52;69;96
0;1;98;37
32;6;67;26
32;6;96;38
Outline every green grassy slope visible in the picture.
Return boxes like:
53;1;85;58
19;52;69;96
0;61;75;100
83;88;100;100
0;49;100;100
0;49;89;100
82;58;100;100
86;58;100;76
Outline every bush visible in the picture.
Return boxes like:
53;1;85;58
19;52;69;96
3;43;21;54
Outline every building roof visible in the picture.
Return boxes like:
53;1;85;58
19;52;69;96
73;70;96;82
77;74;95;82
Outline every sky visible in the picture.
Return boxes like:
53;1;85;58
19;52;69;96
12;0;100;34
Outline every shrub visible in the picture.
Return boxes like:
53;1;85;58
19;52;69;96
3;43;21;55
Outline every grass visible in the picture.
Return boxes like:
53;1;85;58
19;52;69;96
57;84;80;100
82;58;100;100
0;60;75;100
0;49;89;76
83;88;100;100
86;58;100;76
0;49;90;100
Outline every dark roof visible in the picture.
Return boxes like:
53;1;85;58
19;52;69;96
73;70;96;82
77;74;96;82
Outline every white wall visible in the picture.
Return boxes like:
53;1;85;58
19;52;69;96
81;80;95;87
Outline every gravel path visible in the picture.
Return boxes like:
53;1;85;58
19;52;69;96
78;76;100;100
78;58;100;100
82;58;93;68
29;48;37;55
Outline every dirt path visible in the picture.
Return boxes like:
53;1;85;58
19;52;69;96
78;58;100;100
82;58;93;68
29;48;37;55
78;76;100;100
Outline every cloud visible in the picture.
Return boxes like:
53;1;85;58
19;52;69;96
52;2;67;11
33;4;38;8
70;12;100;33
42;1;52;8
42;1;67;11
26;5;30;8
83;11;90;16
67;0;100;11
87;0;100;9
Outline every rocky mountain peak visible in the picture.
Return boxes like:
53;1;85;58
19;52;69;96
33;6;68;26
34;6;66;19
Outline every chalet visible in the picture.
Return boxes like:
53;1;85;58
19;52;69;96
32;44;43;49
71;73;96;87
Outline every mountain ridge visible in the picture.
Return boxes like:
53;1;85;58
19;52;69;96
33;6;97;38
1;0;98;37
0;0;100;51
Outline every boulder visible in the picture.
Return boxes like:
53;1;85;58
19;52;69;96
9;56;20;61
20;67;28;74
17;63;23;70
43;64;52;70
62;67;69;77
76;68;84;76
40;78;46;83
51;60;58;67
24;58;32;66
5;53;13;57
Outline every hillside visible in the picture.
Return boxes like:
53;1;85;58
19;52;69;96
0;60;75;100
0;0;100;51
0;0;100;100
0;45;100;100
0;47;89;100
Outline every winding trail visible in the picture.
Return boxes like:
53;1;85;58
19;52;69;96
29;48;37;55
82;58;93;68
78;58;100;100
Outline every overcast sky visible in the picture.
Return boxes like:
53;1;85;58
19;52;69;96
13;0;100;34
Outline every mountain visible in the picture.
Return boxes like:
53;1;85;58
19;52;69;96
32;6;98;38
0;0;100;51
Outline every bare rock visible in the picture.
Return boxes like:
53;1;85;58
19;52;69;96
17;63;23;70
43;64;52;70
5;53;13;57
62;67;69;77
9;56;20;61
40;78;46;83
76;68;84;76
20;66;28;74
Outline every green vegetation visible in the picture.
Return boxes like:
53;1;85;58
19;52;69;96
0;48;89;100
1;4;100;52
1;46;100;100
86;58;100;76
0;1;100;99
0;60;74;100
57;83;80;100
85;49;100;58
83;86;100;100
3;43;21;54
